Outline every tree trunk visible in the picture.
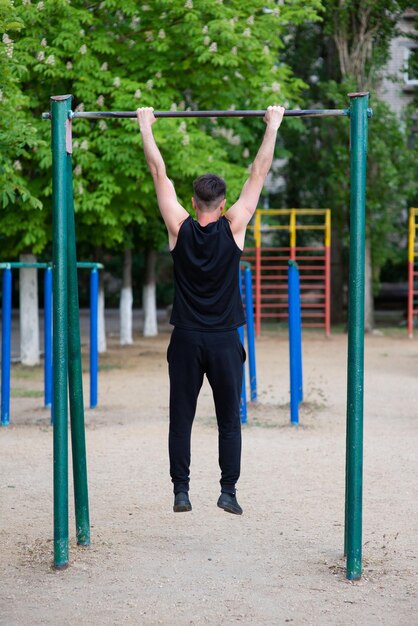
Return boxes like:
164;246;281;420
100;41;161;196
98;271;107;353
364;238;374;332
120;248;133;345
143;249;158;337
19;253;40;366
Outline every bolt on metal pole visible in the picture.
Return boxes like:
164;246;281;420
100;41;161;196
51;94;71;569
345;92;369;581
66;143;91;547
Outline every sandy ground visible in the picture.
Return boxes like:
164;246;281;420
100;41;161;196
1;325;417;625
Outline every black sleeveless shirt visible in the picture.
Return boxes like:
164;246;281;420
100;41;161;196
170;216;245;331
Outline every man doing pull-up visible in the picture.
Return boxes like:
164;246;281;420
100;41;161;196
137;105;285;515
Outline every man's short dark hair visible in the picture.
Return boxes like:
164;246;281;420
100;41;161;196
193;173;226;211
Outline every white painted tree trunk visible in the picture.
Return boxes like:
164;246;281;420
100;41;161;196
143;284;158;337
143;249;158;337
98;279;107;353
19;253;40;366
120;249;133;345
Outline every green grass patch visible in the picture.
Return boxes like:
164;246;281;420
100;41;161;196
12;365;43;380
98;363;122;372
11;387;44;398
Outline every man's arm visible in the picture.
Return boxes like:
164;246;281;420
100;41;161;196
137;107;189;250
225;105;285;249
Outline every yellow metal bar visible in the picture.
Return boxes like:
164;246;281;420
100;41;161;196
290;210;296;256
325;209;331;247
408;208;415;263
256;208;329;216
295;225;326;231
254;211;261;248
256;224;326;231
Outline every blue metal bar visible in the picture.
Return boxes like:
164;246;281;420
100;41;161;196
44;267;53;409
238;325;247;425
244;267;257;401
89;268;99;409
288;262;303;425
238;268;247;425
76;262;104;269
1;268;12;426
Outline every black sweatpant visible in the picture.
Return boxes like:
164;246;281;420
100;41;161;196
167;327;245;495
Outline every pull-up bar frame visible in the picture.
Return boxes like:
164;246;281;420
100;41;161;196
46;93;370;582
42;107;367;120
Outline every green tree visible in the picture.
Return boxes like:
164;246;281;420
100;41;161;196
2;0;323;259
0;0;44;256
278;1;416;326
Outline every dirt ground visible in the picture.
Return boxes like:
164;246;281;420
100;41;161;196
1;326;417;626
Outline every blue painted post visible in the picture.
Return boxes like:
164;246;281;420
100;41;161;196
244;267;257;401
238;268;247;424
44;267;53;408
288;262;303;425
89;268;99;409
1;268;12;427
238;324;247;424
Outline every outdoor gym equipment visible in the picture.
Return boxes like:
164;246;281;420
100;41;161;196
0;262;102;426
239;263;257;425
288;261;303;426
43;94;370;581
407;208;418;337
244;208;331;336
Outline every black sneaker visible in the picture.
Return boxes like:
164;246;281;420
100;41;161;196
173;492;192;513
217;492;243;515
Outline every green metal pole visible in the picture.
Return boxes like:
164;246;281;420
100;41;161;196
345;92;369;581
51;94;72;569
66;149;91;547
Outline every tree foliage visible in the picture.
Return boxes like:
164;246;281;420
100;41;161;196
1;0;323;257
278;2;416;312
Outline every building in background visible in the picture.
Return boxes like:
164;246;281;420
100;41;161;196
378;9;417;120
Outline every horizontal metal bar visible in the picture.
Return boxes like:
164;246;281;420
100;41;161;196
0;262;103;270
76;262;104;269
42;108;349;121
0;262;50;269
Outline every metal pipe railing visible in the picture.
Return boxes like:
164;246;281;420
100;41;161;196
42;108;353;120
